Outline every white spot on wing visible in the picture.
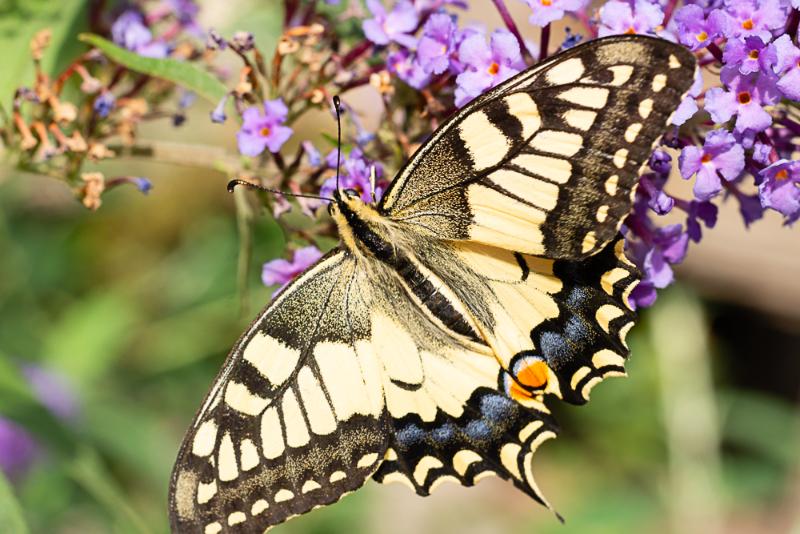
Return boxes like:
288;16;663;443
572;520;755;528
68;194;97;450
297;366;337;435
562;109;597;131
605;175;619;195
500;443;523;480
669;54;681;69
557;86;609;109
545;57;585;85
488;169;558;211
608;64;634;86
459;110;510;170
227;512;246;526
596;205;609;223
504;93;541;139
251;499;268;515
357;452;380;469
624;123;642;143
512;154;572;184
197;480;217;504
596;304;625;333
217;432;238;482
329;471;347;483
281;389;310;448
192;420;218;458
518;421;544;443
570;366;592;391
613;148;628;169
581;231;596;253
274;489;294;502
453;450;482;476
413;456;444;486
302;480;322;493
240;438;260;471
204;522;222;534
260;406;285;459
652;73;667;92
530;130;583;157
224;381;269;416
638;98;654;118
592;349;626;368
243;334;300;385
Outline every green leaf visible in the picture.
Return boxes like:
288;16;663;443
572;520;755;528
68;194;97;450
0;471;29;534
0;0;87;102
78;34;228;104
67;448;151;534
42;292;138;386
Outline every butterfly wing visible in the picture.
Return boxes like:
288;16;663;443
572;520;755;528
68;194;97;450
169;247;559;532
379;35;696;259
169;250;390;533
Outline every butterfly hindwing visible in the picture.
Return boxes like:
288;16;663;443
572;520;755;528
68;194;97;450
380;35;696;260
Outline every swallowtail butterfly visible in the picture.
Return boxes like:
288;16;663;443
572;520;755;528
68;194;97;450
169;35;696;533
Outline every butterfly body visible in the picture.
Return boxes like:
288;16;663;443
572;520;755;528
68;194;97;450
170;35;696;533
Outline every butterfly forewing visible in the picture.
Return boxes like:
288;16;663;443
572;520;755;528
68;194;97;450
380;35;696;260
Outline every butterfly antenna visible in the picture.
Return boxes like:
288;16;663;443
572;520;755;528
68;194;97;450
333;95;343;194
227;179;332;202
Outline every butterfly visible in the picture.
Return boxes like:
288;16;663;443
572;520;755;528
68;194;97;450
168;35;696;533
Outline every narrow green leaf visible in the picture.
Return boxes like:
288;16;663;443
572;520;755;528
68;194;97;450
67;448;151;534
78;33;228;104
0;471;29;534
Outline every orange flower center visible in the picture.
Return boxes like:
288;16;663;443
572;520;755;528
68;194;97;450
742;19;754;30
748;49;760;59
775;169;789;181
625;26;636;34
737;91;751;104
701;153;712;163
541;0;552;5
488;61;500;75
260;126;271;137
696;31;708;42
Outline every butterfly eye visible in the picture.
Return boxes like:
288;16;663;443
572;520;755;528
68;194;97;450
343;188;359;199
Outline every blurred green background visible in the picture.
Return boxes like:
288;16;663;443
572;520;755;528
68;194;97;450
1;1;799;533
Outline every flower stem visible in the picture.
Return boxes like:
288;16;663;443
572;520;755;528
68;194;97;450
491;0;535;64
787;9;800;38
706;42;724;63
539;23;551;62
662;0;679;27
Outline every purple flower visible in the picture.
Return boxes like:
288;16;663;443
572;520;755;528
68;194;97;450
0;417;39;481
302;141;322;167
387;49;432;89
679;129;745;200
674;5;730;50
111;11;168;58
320;148;387;203
22;365;80;421
723;36;777;75
704;68;780;133
626;224;689;308
521;0;590;28
598;0;664;38
93;92;115;118
262;246;323;295
210;94;229;124
417;13;457;75
363;0;419;49
773;35;800;100
672;68;703;126
683;199;718;241
236;99;293;157
720;0;786;42
758;159;800;224
639;174;674;214
455;29;524;107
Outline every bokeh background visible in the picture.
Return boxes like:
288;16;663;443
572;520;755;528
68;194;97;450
1;1;799;533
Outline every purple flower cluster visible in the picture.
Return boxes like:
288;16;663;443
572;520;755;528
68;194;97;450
236;100;293;157
611;0;800;307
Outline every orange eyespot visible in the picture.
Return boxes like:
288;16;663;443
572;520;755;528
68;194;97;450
508;360;549;402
